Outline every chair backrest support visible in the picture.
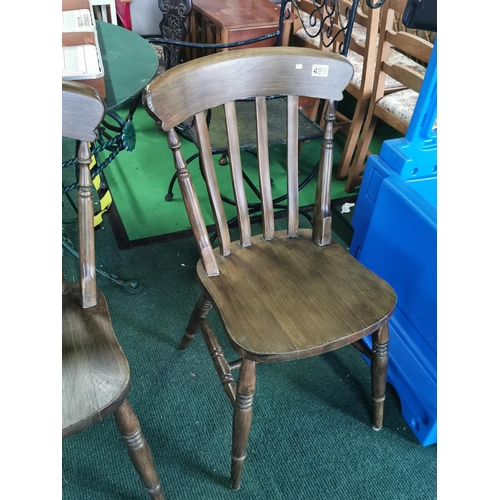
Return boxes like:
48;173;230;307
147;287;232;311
144;47;353;277
62;81;106;308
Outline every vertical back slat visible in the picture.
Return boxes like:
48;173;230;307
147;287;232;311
224;101;252;247
286;95;299;237
194;111;231;256
78;141;97;308
255;96;274;241
312;99;335;246
167;128;219;277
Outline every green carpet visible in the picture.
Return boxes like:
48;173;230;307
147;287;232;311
61;207;437;499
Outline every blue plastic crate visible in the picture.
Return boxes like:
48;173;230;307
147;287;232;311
349;42;437;446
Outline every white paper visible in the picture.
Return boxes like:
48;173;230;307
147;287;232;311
341;202;355;214
62;9;93;30
62;45;101;77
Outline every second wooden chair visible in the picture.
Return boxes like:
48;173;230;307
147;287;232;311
62;80;164;500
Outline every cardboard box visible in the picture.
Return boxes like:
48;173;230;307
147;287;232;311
62;0;106;99
62;0;96;31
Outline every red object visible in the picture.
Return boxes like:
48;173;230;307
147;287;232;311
115;0;132;30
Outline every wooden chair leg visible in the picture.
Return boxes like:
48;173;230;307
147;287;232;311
335;97;370;181
344;115;379;193
199;318;237;404
179;293;212;350
370;323;389;431
114;399;164;500
230;358;256;491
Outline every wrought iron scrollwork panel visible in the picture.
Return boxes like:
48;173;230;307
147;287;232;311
158;0;193;68
289;0;385;57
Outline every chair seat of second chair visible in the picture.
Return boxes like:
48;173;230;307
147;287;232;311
62;283;130;436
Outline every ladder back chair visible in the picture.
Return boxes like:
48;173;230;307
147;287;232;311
143;47;397;491
290;0;424;182
291;0;380;125
62;81;164;500
345;0;435;192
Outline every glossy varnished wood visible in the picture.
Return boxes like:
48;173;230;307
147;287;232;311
193;0;284;30
62;81;164;499
144;47;396;491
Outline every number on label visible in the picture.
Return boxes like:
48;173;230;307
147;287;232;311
311;64;329;77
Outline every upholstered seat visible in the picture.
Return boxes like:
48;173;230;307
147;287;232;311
376;87;437;128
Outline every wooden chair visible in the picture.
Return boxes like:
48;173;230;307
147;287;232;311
62;81;164;500
291;0;370;121
291;0;416;181
143;47;397;490
344;0;435;192
330;0;384;179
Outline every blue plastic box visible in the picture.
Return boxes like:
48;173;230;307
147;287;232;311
349;42;437;446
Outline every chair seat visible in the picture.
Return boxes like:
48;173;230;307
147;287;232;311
348;49;424;91
197;229;396;362
377;87;437;129
62;283;130;438
295;17;367;47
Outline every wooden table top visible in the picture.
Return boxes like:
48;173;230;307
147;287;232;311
192;0;290;30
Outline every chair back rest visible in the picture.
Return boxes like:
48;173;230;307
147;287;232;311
334;0;380;93
373;0;433;97
292;0;380;91
62;81;106;308
292;1;377;49
144;47;353;277
332;0;377;56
